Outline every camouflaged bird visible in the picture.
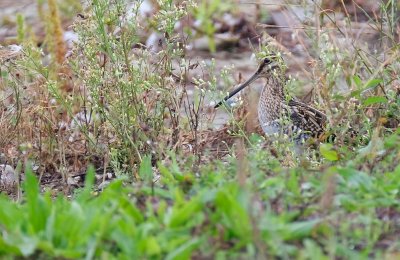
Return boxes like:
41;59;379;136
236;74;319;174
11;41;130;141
214;53;328;143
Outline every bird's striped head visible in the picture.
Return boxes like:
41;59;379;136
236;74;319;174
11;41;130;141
214;52;285;109
255;53;284;78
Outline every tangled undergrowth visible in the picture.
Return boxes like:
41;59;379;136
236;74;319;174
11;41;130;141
0;0;399;258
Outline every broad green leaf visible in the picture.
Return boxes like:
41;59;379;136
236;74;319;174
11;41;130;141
215;188;251;240
363;96;387;106
303;239;329;260
24;168;39;204
165;238;201;260
0;196;21;228
119;197;144;223
84;165;95;188
158;163;176;183
287;170;300;196
77;165;96;201
139;236;161;256
337;168;373;190
3;233;38;256
284;219;321;240
24;168;50;233
168;196;202;228
350;89;362;97
352;77;382;97
139;155;152;181
319;144;339;161
336;194;357;211
384;133;400;148
365;78;383;88
0;236;21;255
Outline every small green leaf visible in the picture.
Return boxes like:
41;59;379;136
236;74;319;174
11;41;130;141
352;75;362;87
284;219;321;240
24;168;39;202
84;165;95;189
215;188;251;240
303;239;329;260
352;77;383;97
365;78;382;88
363;96;387;106
165;238;201;260
158;163;176;183
287;170;300;196
139;155;152;181
320;144;339;161
119;197;144;223
77;165;96;201
168;196;202;228
139;236;161;256
350;89;362;97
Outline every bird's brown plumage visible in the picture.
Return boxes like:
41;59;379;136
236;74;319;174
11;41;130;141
215;54;328;142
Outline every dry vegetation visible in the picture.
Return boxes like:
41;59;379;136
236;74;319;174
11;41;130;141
0;0;399;258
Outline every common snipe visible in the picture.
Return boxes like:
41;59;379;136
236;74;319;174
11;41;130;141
214;54;328;143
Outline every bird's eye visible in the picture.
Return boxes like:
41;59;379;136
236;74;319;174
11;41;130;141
264;58;272;64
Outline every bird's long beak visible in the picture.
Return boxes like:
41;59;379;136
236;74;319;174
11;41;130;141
214;71;261;108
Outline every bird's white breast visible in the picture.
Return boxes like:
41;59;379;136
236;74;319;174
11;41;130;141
258;110;281;135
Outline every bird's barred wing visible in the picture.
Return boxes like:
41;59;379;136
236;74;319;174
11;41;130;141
281;99;327;137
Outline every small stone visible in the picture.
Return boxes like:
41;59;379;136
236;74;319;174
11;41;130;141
98;181;110;190
67;177;78;185
0;164;17;192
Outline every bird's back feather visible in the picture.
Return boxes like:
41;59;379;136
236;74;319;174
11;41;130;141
283;99;327;138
